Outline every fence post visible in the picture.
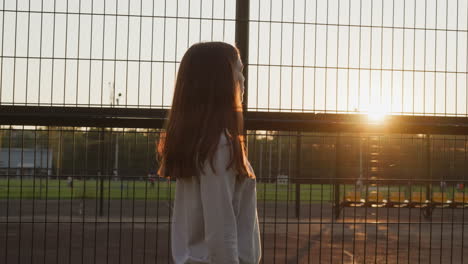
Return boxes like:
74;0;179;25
295;132;301;218
235;0;249;111
99;128;106;216
334;134;341;219
426;134;432;202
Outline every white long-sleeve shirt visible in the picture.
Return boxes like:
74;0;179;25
171;133;261;264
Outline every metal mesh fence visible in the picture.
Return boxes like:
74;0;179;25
1;0;467;116
1;126;467;263
0;0;236;108
248;0;468;116
1;0;468;263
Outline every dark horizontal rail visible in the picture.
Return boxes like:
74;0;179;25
1;105;468;135
0;221;466;225
0;105;167;128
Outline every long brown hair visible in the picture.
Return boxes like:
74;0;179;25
157;42;254;181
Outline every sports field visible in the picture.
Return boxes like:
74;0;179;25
0;178;334;202
1;178;463;203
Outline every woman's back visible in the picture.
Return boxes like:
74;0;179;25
171;132;261;264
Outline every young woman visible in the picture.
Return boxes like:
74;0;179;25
158;42;261;264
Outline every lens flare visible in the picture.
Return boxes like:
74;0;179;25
366;103;388;123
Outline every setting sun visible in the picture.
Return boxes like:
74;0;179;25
366;103;388;123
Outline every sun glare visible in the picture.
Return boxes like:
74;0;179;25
366;103;388;123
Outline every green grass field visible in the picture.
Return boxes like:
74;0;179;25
0;178;333;202
1;178;464;202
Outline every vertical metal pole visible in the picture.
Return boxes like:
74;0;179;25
259;139;263;179
268;138;272;182
424;134;433;219
334;134;341;219
114;95;120;178
235;0;249;111
359;133;363;189
295;132;301;219
426;134;432;201
99;128;105;216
